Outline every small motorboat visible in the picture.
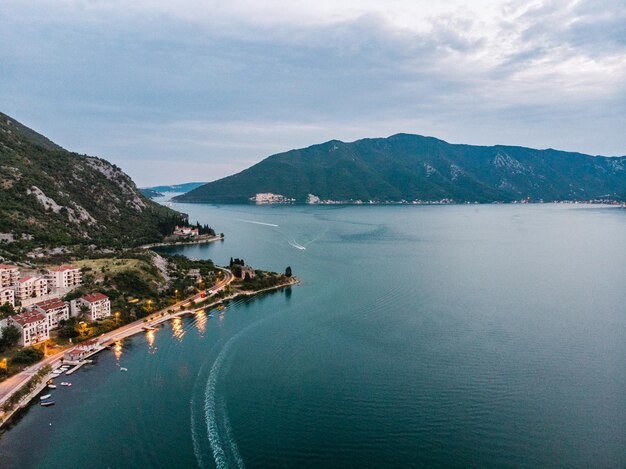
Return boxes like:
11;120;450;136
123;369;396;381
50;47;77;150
208;313;215;318
41;401;55;407
60;382;72;387
40;394;51;400
48;384;57;389
120;367;128;372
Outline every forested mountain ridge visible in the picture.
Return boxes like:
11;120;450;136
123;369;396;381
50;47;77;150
0;112;185;260
175;134;626;203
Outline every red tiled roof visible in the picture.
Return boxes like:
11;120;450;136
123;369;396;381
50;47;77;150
11;310;46;326
82;292;108;303
32;298;67;311
0;264;18;270
18;276;34;283
49;265;79;272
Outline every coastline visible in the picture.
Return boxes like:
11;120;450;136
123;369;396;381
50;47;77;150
0;272;297;430
138;234;223;250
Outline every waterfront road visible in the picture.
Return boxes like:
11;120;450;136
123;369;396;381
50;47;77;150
0;267;233;408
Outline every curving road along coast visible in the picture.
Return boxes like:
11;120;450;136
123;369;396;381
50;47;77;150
0;267;233;420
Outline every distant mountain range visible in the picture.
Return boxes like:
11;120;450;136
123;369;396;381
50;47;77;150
140;182;207;198
174;134;626;204
0;112;185;260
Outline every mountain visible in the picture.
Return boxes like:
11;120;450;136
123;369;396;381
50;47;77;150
142;182;207;195
0;112;186;259
175;134;626;204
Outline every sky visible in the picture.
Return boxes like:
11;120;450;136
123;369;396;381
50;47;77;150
1;0;625;186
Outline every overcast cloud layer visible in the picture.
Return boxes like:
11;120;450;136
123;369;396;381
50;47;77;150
1;0;624;185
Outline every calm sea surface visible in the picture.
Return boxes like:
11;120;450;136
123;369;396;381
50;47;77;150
1;204;625;468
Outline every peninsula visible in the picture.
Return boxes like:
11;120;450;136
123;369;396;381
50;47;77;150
0;112;298;428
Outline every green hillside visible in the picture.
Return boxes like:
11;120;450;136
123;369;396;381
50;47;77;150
0;112;186;260
175;134;626;203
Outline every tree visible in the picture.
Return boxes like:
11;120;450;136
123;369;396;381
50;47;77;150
285;266;292;277
0;325;21;350
0;302;16;318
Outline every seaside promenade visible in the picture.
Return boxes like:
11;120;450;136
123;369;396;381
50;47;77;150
0;267;233;417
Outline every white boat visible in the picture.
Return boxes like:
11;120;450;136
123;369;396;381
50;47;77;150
41;401;55;407
54;368;64;373
60;382;72;387
48;384;57;389
40;394;51;400
120;367;128;372
51;371;61;376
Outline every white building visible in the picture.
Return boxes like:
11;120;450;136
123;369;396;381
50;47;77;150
14;276;48;301
9;310;50;346
0;287;15;307
173;226;199;237
72;293;111;321
250;193;295;204
46;265;82;290
0;265;19;289
29;298;70;329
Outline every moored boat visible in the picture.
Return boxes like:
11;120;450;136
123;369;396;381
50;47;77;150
48;384;57;389
40;394;51;400
40;401;55;407
60;382;72;387
120;367;128;372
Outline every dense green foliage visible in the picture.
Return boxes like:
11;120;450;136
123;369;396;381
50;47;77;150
9;346;44;365
0;325;20;351
0;112;187;260
0;303;16;318
176;134;626;203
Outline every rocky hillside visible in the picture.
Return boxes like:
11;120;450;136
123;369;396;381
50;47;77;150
175;134;626;203
0;112;186;259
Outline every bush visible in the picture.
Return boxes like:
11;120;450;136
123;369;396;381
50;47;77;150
9;347;44;366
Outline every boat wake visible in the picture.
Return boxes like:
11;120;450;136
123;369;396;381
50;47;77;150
287;239;306;250
238;219;279;227
203;329;249;469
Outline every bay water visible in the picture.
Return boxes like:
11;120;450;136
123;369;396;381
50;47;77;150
1;204;624;468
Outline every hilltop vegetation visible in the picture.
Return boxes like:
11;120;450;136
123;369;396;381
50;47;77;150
0;112;186;261
176;134;626;204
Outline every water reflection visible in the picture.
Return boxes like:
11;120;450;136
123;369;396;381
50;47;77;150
172;317;185;341
146;330;157;354
196;311;207;335
114;341;123;362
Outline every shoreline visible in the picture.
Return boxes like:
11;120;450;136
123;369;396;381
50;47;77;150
0;274;297;429
138;234;223;250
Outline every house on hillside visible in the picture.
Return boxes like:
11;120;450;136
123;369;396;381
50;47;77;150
47;265;82;290
0;265;19;289
14;276;48;301
0;287;15;307
29;298;70;329
9;310;49;346
71;293;111;321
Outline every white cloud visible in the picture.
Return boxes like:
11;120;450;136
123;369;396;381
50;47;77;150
1;0;624;184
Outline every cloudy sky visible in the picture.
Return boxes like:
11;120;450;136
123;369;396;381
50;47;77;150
1;0;625;186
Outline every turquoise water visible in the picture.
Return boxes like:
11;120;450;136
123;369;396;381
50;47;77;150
1;204;625;468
